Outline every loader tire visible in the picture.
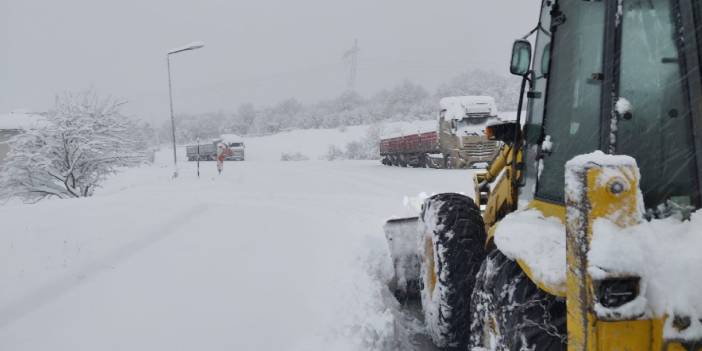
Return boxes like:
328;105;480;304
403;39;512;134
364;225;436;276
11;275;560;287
469;250;567;351
419;193;487;349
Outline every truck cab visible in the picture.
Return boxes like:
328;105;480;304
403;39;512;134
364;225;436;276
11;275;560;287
219;134;246;161
438;96;500;168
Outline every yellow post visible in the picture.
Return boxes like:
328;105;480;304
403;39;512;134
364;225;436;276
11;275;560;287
564;153;653;351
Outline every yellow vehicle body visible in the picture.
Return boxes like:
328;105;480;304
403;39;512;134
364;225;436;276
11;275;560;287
475;143;700;350
385;1;702;349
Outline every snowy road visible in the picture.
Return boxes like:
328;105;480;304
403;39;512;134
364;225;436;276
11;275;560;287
1;156;475;350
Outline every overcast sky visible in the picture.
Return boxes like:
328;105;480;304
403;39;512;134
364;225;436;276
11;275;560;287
2;0;541;122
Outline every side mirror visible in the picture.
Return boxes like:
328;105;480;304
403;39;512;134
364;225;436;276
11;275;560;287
486;122;519;143
510;39;532;76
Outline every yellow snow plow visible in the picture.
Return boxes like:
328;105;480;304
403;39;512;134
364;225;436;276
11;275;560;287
384;1;702;350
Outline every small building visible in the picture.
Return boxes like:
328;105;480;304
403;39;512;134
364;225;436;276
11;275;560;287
0;111;46;162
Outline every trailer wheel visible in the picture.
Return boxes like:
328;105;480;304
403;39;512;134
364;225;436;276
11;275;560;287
399;155;408;167
419;193;487;349
420;154;428;168
469;250;567;351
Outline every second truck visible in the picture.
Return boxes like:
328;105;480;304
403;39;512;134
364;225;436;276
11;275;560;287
186;134;246;162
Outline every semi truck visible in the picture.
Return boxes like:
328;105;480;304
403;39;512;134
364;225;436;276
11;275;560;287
186;135;245;161
379;96;500;169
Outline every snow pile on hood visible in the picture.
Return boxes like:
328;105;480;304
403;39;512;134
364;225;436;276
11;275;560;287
493;209;566;294
590;215;702;340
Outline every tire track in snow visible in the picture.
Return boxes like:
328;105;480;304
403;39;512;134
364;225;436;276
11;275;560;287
0;203;211;328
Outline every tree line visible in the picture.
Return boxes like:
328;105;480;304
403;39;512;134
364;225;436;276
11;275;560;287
161;69;520;143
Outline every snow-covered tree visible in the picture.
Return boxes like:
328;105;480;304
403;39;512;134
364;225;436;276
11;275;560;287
228;103;257;135
0;91;148;201
344;123;384;160
370;80;434;121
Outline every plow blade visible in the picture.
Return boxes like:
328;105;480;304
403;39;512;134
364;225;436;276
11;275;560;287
384;216;422;300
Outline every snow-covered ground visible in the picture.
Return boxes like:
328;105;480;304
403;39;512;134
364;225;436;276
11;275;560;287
240;120;438;161
0;138;476;350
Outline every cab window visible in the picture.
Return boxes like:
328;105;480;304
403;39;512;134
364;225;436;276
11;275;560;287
536;0;606;203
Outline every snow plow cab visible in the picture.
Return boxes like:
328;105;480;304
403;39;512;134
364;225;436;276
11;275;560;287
384;1;702;350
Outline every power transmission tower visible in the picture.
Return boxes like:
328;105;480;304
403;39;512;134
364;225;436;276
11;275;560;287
343;39;359;92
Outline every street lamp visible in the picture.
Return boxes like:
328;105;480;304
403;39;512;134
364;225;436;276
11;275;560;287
167;41;204;178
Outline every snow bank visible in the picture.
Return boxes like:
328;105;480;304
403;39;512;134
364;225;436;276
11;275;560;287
0;148;477;350
241;124;375;161
493;209;566;294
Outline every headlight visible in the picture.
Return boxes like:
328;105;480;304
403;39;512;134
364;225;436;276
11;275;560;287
594;277;640;308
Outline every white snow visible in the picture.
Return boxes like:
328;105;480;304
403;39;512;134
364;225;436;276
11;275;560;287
233;121;426;161
612;97;631;150
615;97;632;116
378;120;437;139
0;129;478;350
590;216;702;340
0;111;46;130
439;96;498;120
493;209;566;294
541;135;553;153
219;133;243;143
566;150;635;168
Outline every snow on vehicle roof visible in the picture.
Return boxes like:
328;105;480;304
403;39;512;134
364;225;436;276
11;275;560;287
0;111;47;130
220;134;244;143
439;96;497;120
379;120;438;139
439;95;495;107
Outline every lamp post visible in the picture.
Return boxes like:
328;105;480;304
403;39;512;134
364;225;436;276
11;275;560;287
167;41;204;178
